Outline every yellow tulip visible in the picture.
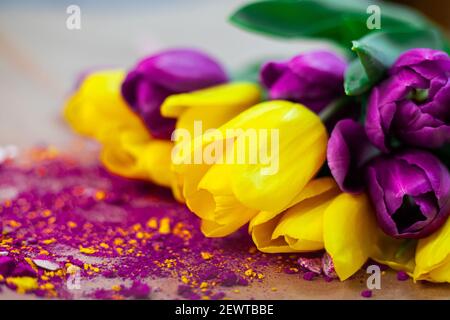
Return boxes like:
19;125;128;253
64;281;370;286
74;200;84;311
250;177;339;253
161;82;262;201
414;217;450;283
63;69;174;189
173;100;328;237
251;181;384;282
64;70;143;142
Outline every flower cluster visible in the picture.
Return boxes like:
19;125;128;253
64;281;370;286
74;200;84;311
64;47;450;284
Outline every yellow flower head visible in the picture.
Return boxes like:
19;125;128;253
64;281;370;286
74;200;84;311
173;100;328;237
63;69;174;188
161;82;262;200
64;69;143;142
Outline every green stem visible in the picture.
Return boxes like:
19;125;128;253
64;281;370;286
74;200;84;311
318;96;352;123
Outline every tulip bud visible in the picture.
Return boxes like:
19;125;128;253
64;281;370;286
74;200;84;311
260;51;347;113
122;49;228;139
365;48;450;152
366;149;450;238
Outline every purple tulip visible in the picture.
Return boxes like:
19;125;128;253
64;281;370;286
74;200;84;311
122;49;228;139
365;48;450;152
327;119;379;193
260;51;347;113
366;149;450;238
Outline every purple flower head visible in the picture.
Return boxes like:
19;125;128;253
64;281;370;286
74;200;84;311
365;48;450;152
366;149;450;238
122;49;228;139
260;51;347;113
327;119;379;193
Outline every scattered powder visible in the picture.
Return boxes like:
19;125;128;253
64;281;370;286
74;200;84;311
0;148;322;299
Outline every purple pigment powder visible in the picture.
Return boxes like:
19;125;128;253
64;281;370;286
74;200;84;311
0;148;311;299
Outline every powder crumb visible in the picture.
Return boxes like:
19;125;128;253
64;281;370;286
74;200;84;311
397;271;409;281
0;257;15;277
79;246;97;255
303;272;317;281
219;272;238;287
361;289;372;298
6;276;38;294
146;218;158;229
283;267;298;274
200;252;213;260
158;218;171;234
12;263;36;277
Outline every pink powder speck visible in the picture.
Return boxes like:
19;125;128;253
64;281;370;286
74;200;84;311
361;290;372;298
397;271;409;281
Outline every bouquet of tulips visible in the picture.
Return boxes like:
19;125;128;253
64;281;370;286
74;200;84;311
63;0;450;283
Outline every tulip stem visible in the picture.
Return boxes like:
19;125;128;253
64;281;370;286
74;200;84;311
318;96;351;123
395;239;416;259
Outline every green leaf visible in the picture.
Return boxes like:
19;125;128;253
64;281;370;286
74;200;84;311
344;59;370;96
352;28;445;81
229;0;430;47
345;28;446;95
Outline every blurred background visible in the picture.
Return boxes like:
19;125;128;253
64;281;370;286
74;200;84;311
0;0;448;149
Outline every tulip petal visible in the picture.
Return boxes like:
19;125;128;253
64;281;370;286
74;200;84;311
272;189;338;251
250;178;338;253
132;49;228;93
220;100;327;213
101;128;174;187
64;70;144;141
121;49;228;139
367;149;450;238
260;51;347;113
161;82;261;119
193;163;259;237
289;51;346;84
327;119;379;193
324;193;378;280
167;83;262;209
414;217;450;283
251;217;294;253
